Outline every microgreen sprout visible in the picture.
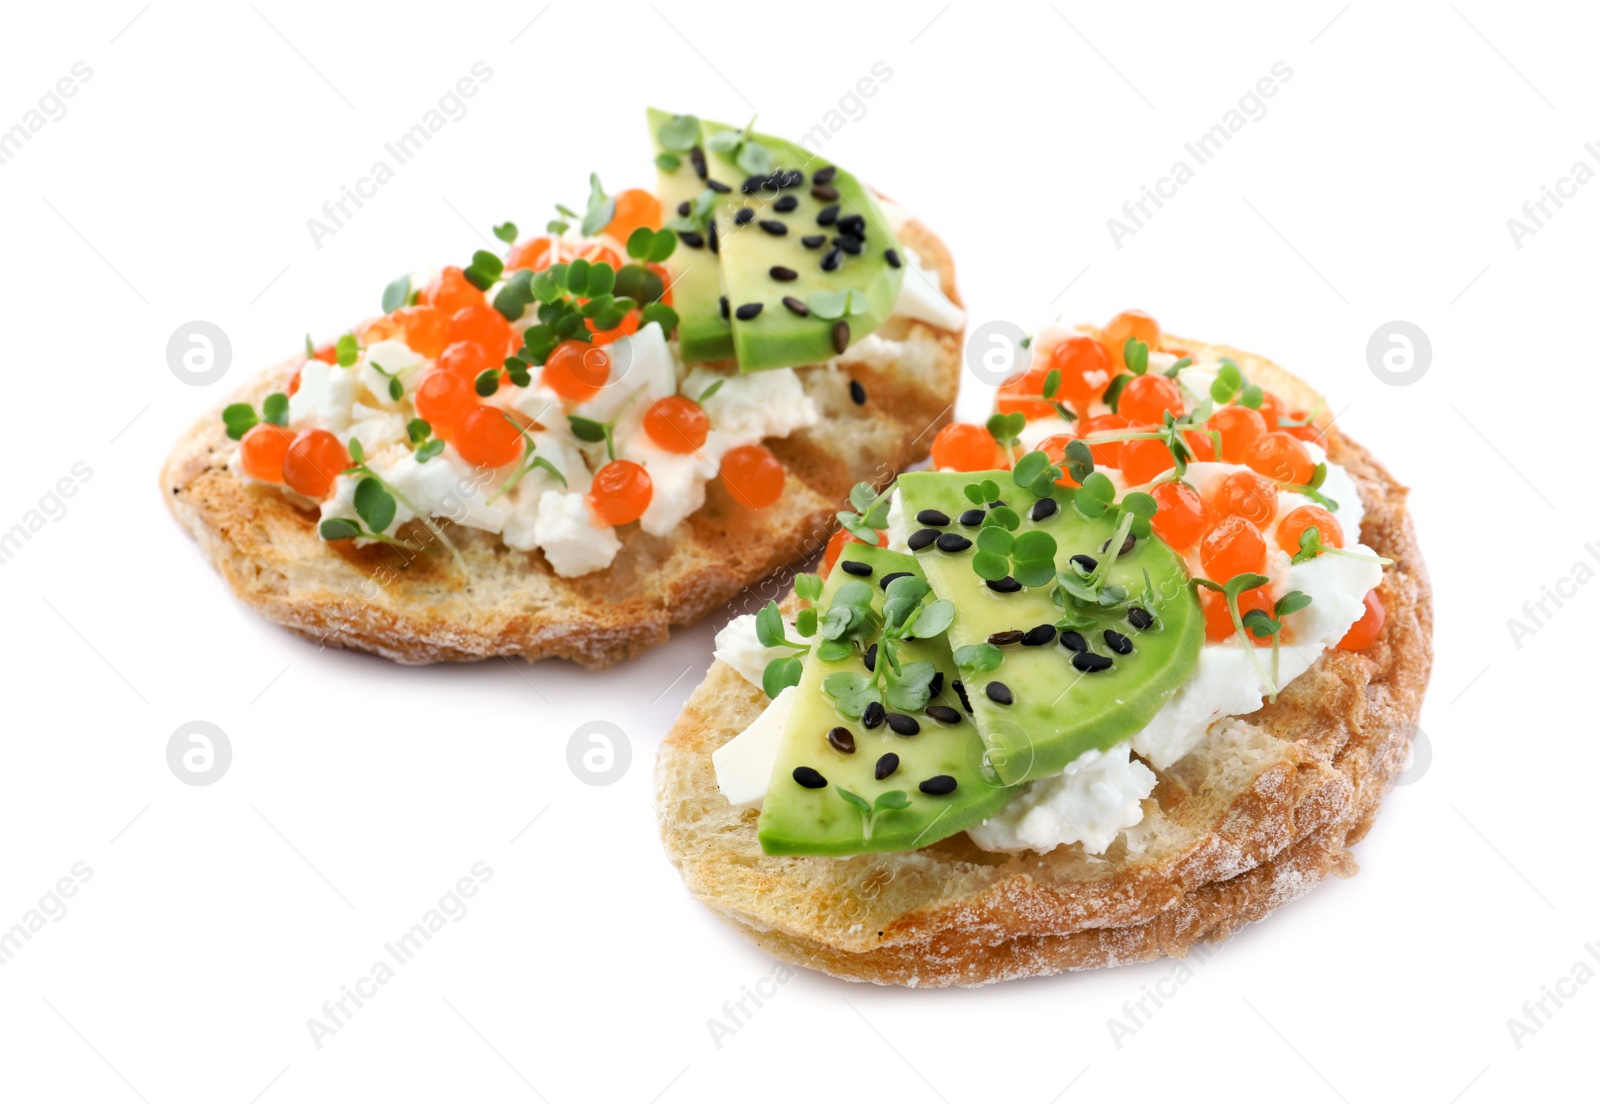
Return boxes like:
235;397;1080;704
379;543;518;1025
1038;368;1077;422
986;412;1026;462
697;379;724;403
580;173;615;237
835;787;913;842
755;575;823;697
837;480;894;545
381;274;412;314
705;115;776;175
1192;572;1277;692
221;393;289;440
1279;461;1340;511
322;438;465;571
488;414;567;504
1237;590;1313;701
1290;526;1396;567
369;361;404;402
1208;359;1264;409
334;334;359;368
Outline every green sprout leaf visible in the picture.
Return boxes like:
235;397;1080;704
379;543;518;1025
657;113;700;152
335;334;359;368
381;274;412;314
353;476;396;534
653;151;682;172
580;172;615;237
953;642;1003;672
261;393;289;427
319;517;361;540
414;438;445;463
222;403;258;440
407;418;431;446
762;655;804;699
493;221;518;244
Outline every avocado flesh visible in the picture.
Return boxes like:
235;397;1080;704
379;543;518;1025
897;471;1204;786
647;108;733;364
695;118;904;373
756;544;1019;857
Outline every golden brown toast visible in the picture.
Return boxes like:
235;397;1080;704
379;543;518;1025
653;336;1431;986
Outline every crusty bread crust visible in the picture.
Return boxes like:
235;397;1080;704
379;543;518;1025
160;220;962;670
653;336;1432;986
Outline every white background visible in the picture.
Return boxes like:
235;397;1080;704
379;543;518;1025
0;1;1593;1105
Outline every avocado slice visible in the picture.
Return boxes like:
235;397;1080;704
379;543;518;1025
756;544;1018;857
648;108;733;365
897;471;1203;785
693;117;904;373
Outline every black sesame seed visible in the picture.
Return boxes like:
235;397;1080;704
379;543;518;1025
1128;606;1155;630
916;509;951;527
741;174;769;194
678;230;705;249
927;670;943;696
1022;624;1058;647
816;204;840;226
793;766;827;789
987;629;1024;646
887;712;919;736
1101;532;1137;556
827;727;856;754
690;146;707;179
1031;497;1058;522
839;214;867;236
862;701;886;730
989;499;1007;508
676;200;691;218
885;248;902;269
820;248;842;272
959;508;986;527
708;220;719;254
1072;651;1114;673
800;234;826;249
935;533;973;553
863;642;878;672
850;379;867;405
831;319;850;354
879;571;912;590
833;234;864;255
782;295;809;317
1070;554;1099;573
811;184;840;201
986;576;1022;593
1060;629;1088;652
758;219;787;236
985;681;1013;705
719;296;729;320
926;704;961;725
770;265;798;282
735;302;763;320
813;165;837;185
919;775;957;796
707;178;731;193
780;169;804;188
1104;629;1134;655
875;752;899;780
734;206;754;225
908;527;941;551
774;194;799;213
952;679;973;713
840;559;871;577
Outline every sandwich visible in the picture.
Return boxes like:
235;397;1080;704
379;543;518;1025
161;110;964;668
655;310;1431;985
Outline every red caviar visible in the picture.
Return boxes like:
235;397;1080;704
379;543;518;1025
1034;432;1081;487
643;396;709;453
282;429;350;499
1201;586;1276;642
1200;515;1267;582
542;341;612;401
720;444;785;508
1337;590;1385;651
1213;471;1278;530
605;189;662;242
1048;334;1112;414
1079;413;1130;467
1118;435;1175;485
1207;405;1268;463
1278;505;1343;555
1245;431;1315;486
931;422;1005;472
414;371;476;439
447;304;513;362
455;405;521;468
1149;481;1207;549
423;266;485;314
590;459;653;525
240;424;295;484
437;340;494;380
1102;310;1162;370
1118;373;1183;425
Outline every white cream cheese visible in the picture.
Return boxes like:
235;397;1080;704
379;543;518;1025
713;612;808;687
966;743;1156;855
893;247;965;332
532;490;620;577
713;685;798;808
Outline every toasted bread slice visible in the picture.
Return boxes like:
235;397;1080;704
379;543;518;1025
161;220;961;670
653;337;1431;986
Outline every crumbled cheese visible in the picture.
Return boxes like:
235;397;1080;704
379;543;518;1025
532;490;620;577
966;743;1156;855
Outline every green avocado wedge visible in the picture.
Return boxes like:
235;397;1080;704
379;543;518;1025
648;109;733;364
693;117;904;373
756;544;1018;857
897;470;1203;786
